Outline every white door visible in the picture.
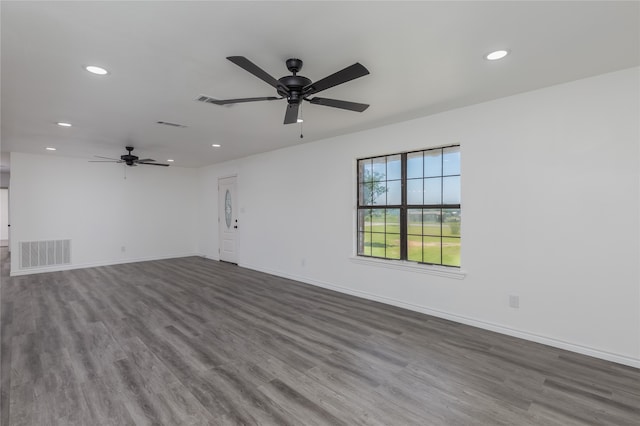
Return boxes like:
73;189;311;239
218;176;238;263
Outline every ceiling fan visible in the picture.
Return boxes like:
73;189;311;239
89;146;169;167
204;56;370;124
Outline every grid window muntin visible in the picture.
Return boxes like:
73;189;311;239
357;145;460;267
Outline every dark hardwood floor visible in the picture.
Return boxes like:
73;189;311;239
1;247;639;425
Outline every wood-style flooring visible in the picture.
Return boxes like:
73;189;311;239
1;248;639;425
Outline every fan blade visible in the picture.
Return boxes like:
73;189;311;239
303;63;369;95
89;160;121;163
136;158;155;162
227;56;288;94
138;162;170;167
94;155;119;160
204;96;281;105
284;103;299;125
308;97;369;112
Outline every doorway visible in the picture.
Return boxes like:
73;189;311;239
0;188;8;247
218;176;238;264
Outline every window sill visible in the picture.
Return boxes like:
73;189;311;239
349;256;467;279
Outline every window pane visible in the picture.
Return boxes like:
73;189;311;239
442;176;460;204
386;234;401;259
386;209;400;233
424;150;442;177
362;159;373;182
358;183;365;206
442;237;460;266
371;232;386;257
423;209;441;236
443;146;460;176
387;155;401;180
360;183;374;205
363;181;388;206
372;181;388;205
363;209;373;232
443;209;460;236
423;236;441;264
407;235;422;262
407;152;423;179
360;232;372;255
424;177;442;205
372;157;386;180
370;209;385;232
407;179;423;204
386;180;401;205
407;208;422;235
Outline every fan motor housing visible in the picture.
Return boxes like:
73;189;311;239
286;58;303;74
278;75;311;104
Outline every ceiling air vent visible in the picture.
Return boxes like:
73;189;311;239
156;121;187;128
196;94;222;104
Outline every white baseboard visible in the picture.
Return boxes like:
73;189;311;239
241;263;640;369
199;253;220;261
10;252;201;276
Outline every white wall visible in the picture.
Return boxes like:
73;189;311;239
10;153;199;274
198;67;640;367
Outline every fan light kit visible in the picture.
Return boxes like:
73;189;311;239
57;122;72;127
84;65;109;75
485;50;509;60
201;56;370;125
89;146;169;167
167;159;175;162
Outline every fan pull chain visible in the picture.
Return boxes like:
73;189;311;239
299;120;304;139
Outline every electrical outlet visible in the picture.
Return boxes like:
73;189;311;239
509;295;520;309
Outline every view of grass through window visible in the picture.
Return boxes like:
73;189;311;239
357;146;460;267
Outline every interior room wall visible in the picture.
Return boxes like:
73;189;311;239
10;153;199;274
198;67;640;367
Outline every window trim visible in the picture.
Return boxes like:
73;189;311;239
354;144;461;269
349;255;467;279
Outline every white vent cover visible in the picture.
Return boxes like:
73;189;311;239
20;240;71;269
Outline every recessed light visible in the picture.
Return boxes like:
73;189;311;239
167;159;175;162
212;144;221;148
297;118;303;123
57;122;72;127
46;147;57;151
485;50;509;61
84;65;109;75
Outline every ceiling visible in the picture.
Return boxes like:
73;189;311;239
1;1;638;169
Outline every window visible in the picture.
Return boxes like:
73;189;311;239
357;145;460;267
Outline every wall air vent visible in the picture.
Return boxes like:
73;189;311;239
156;121;187;128
20;240;71;269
